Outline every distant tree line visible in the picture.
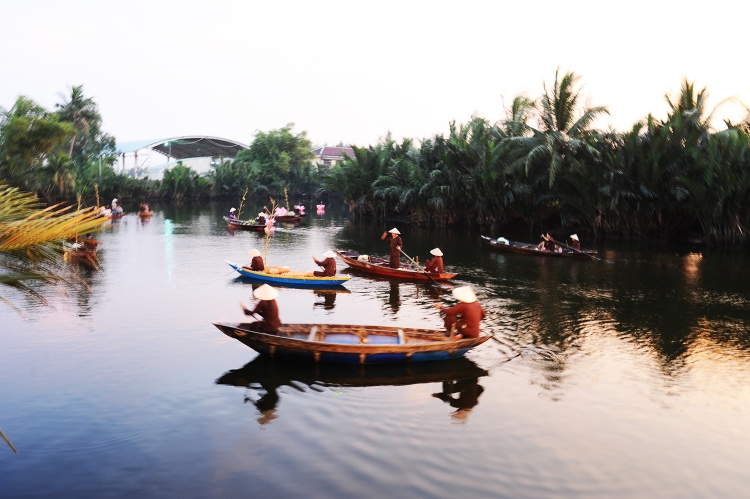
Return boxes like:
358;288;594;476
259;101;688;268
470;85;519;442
318;70;750;243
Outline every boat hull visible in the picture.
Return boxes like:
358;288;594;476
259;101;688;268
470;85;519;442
481;236;596;260
227;261;350;287
335;250;457;282
224;216;266;231
213;322;489;364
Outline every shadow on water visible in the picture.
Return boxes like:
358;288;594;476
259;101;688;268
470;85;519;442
216;356;488;425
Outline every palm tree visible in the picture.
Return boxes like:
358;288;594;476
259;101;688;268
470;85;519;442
42;152;76;200
0;185;104;313
510;69;609;187
55;85;101;157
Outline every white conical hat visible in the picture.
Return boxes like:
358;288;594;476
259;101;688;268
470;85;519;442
230;207;236;212
323;250;336;258
253;284;279;301
389;227;401;234
430;248;443;256
452;286;477;303
112;198;118;203
570;234;579;241
248;248;261;257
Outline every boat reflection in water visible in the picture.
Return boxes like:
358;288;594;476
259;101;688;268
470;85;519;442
216;355;488;425
313;288;350;310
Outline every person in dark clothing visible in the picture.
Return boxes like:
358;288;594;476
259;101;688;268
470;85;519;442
312;250;337;277
538;233;556;252
228;207;237;220
246;248;265;272
240;284;281;333
570;234;581;251
424;248;444;273
434;286;485;338
381;227;403;269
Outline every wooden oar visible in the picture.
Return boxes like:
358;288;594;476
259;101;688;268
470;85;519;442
398;248;439;285
239;301;258;318
549;237;599;260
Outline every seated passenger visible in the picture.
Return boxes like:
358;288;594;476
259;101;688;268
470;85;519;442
570;234;581;251
434;286;485;339
246;248;265;272
228;207;237;220
424;248;444;273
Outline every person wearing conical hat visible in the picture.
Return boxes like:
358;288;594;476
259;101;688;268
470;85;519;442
424;248;444;274
228;207;237;220
240;284;281;333
570;234;580;251
312;250;337;277
380;227;403;269
434;286;485;339
246;248;265;272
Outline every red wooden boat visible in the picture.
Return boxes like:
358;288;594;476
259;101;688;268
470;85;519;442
335;250;458;282
481;235;596;260
275;213;305;223
223;216;266;231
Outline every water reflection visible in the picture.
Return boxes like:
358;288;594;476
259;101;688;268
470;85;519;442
216;356;488;425
388;282;400;313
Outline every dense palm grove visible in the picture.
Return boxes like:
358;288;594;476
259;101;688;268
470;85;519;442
3;72;750;243
319;71;750;243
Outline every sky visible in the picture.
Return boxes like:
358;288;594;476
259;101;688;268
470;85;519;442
2;0;750;148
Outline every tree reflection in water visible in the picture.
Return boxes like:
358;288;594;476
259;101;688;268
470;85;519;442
217;356;488;425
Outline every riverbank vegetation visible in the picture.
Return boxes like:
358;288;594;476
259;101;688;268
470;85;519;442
319;71;750;243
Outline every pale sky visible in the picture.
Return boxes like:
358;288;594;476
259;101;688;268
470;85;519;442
1;0;749;148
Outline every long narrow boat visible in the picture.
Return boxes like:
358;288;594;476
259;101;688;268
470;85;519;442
223;216;266;231
213;322;489;364
275;213;305;223
63;239;100;269
227;261;350;287
335;250;457;282
481;235;596;260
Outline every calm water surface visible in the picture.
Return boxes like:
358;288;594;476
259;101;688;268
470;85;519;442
2;202;750;498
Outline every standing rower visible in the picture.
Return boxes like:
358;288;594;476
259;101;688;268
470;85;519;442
570;234;581;251
424;248;444;273
380;228;403;269
435;286;485;339
240;284;281;334
246;248;265;272
312;250;337;277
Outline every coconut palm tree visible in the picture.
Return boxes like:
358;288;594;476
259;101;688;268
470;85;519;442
55;85;101;157
0;185;104;313
510;69;609;187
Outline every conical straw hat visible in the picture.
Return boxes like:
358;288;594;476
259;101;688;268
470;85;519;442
253;284;279;301
452;286;477;303
430;248;443;256
248;248;261;257
230;207;236;212
570;234;579;241
323;250;336;258
389;227;401;234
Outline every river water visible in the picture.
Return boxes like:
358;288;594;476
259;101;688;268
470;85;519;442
2;202;750;498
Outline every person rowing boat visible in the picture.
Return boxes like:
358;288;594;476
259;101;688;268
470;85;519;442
423;248;444;273
240;284;281;334
537;233;556;252
381;227;403;269
312;250;337;277
434;286;485;339
246;248;265;272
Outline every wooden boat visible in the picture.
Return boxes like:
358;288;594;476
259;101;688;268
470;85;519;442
335;250;457;282
217;355;487;390
227;261;350;287
274;213;305;223
213;322;490;364
138;211;153;218
63;238;100;268
223;216;266;231
481;235;596;260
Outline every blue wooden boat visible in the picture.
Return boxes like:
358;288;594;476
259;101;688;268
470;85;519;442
226;261;350;288
213;322;490;364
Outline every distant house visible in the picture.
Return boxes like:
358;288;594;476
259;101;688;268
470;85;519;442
311;146;354;167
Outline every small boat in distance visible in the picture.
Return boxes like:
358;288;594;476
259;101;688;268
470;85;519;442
335;250;458;282
223;216;266;231
226;261;350;288
213;322;490;364
481;235;596;260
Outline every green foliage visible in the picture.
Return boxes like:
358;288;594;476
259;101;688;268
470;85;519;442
160;161;210;199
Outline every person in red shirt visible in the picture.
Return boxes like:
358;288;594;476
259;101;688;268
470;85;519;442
435;286;485;338
570;234;581;251
240;284;281;334
312;250;337;277
424;248;444;273
245;248;265;272
381;228;403;268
